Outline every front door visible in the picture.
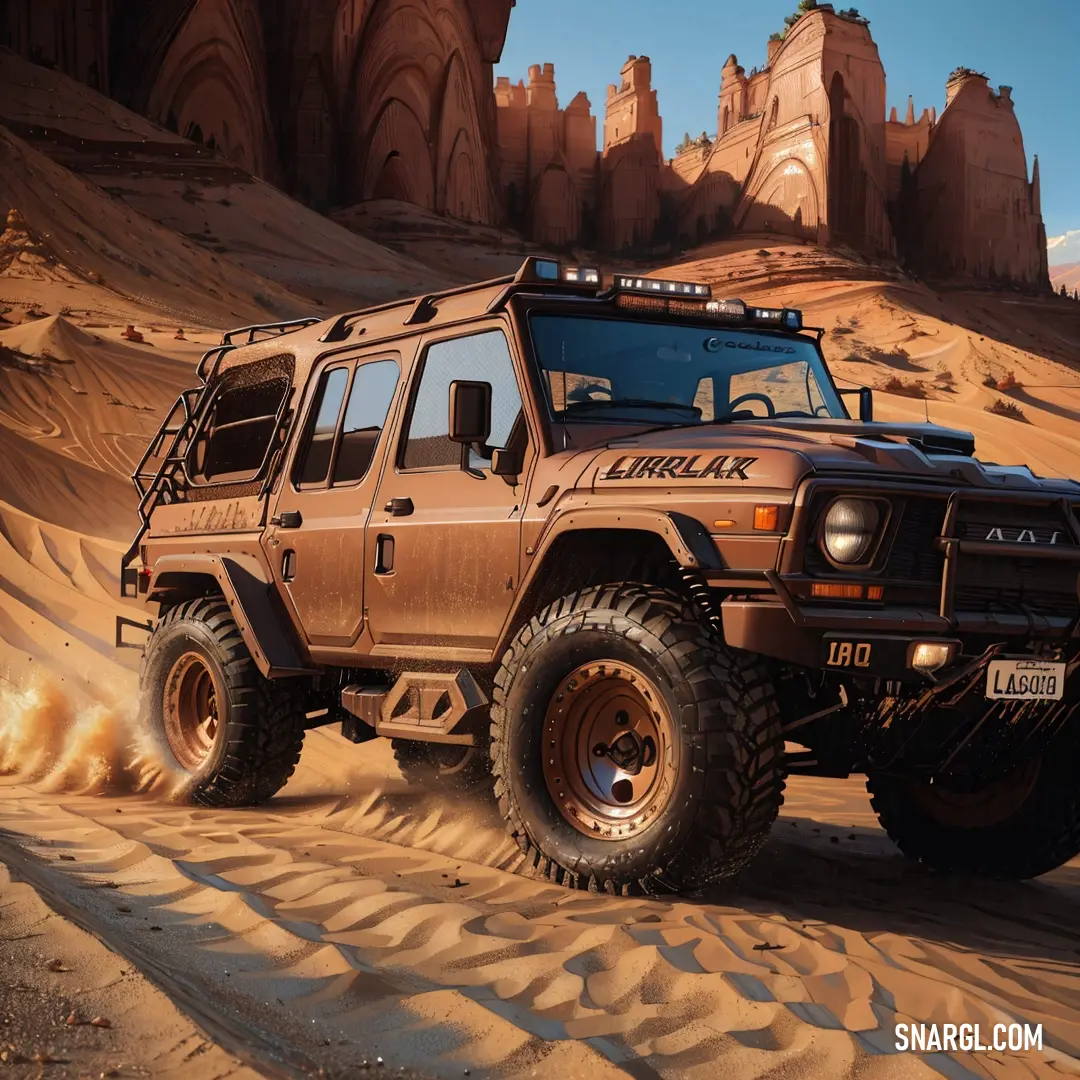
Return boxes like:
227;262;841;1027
264;352;402;648
365;326;531;651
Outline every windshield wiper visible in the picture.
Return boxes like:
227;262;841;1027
562;398;701;417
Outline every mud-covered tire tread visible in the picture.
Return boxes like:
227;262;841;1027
391;738;493;797
866;765;1080;880
140;597;305;807
490;583;785;895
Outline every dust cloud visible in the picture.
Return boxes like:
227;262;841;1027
0;673;182;798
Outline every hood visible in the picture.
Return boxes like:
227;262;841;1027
568;418;1080;496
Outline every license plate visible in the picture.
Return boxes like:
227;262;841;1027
986;660;1066;701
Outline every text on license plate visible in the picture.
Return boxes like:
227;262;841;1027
986;660;1066;701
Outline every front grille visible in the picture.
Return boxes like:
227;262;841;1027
954;501;1078;619
955;501;1076;546
885;498;946;582
953;554;1079;619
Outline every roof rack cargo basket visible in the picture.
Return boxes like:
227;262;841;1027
195;316;321;380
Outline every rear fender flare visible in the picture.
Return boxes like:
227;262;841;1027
147;554;315;677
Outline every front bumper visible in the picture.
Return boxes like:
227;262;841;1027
720;598;1076;680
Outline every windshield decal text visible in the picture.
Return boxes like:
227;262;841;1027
599;454;758;482
705;337;797;355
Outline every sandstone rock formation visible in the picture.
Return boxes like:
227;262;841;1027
2;0;513;222
2;0;1049;287
495;4;1049;288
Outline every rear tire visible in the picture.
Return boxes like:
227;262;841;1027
391;739;493;796
867;747;1080;878
140;597;306;806
490;583;785;894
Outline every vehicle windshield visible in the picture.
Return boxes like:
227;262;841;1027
528;313;845;424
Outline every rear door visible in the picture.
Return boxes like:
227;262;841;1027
264;351;402;648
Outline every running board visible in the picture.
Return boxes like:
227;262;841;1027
340;670;487;746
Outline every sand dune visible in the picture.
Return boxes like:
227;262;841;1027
0;125;315;327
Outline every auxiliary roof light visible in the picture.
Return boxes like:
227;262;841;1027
533;258;560;281
707;299;747;318
563;266;601;284
613;275;712;297
750;306;804;331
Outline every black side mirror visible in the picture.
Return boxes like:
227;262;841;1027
491;447;521;477
448;380;492;443
839;386;874;422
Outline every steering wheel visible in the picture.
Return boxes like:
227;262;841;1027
727;392;776;418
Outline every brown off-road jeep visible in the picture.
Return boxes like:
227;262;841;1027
119;257;1080;892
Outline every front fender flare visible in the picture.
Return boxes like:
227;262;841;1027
527;505;723;574
147;554;315;678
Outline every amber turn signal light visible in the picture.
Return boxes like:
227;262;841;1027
753;505;779;531
810;583;886;601
811;583;865;600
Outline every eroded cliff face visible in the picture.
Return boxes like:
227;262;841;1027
2;0;513;222
1;1;1051;288
891;71;1049;288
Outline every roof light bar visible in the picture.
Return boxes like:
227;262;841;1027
614;275;712;298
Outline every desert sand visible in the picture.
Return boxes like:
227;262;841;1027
2;51;1080;1080
0;861;264;1078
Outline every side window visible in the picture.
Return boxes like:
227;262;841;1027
188;376;289;485
333;359;400;484
401;330;523;471
294;367;349;486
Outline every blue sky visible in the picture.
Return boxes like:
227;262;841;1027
495;0;1079;249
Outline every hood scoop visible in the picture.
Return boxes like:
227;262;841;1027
827;421;975;459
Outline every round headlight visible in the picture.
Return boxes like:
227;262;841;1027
822;499;880;564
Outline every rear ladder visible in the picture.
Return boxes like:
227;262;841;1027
118;316;320;598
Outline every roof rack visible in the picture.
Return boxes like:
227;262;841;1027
318;257;586;344
195;316;321;379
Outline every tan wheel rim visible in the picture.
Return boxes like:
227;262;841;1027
911;757;1041;829
163;652;221;770
542;661;678;840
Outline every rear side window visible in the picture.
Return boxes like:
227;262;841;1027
294;367;349;486
187;370;291;485
333;359;400;484
401;330;522;471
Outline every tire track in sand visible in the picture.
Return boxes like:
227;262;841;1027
0;773;1077;1080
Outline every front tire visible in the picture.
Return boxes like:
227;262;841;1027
490;584;785;894
867;747;1080;878
140;597;306;806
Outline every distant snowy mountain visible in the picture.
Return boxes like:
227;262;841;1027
1048;229;1080;266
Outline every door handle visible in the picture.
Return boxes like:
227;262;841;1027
282;549;297;582
271;510;303;529
384;497;413;517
